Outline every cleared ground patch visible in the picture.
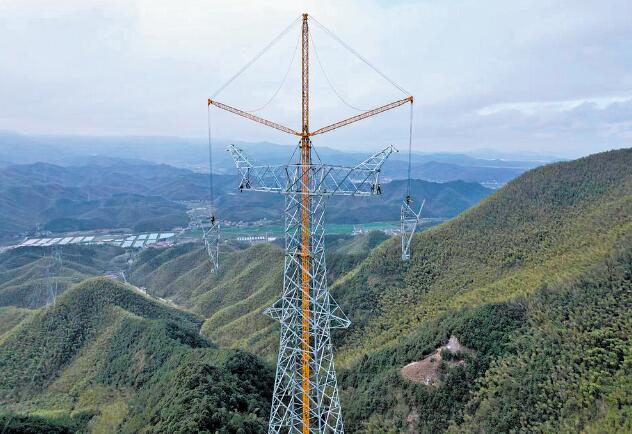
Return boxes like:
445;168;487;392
401;336;470;386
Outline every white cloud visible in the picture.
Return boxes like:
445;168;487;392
0;0;631;157
477;96;632;116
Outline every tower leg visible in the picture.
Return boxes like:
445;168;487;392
267;191;345;434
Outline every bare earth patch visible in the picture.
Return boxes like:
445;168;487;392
400;336;470;386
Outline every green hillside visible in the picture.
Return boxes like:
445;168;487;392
337;238;631;433
0;149;630;432
130;243;283;360
334;148;632;357
124;147;632;432
330;148;632;432
0;277;273;433
0;306;34;342
129;233;387;361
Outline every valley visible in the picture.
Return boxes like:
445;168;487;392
0;159;490;244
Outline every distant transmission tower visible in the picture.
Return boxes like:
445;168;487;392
209;14;411;433
43;246;62;306
201;216;220;271
401;198;424;261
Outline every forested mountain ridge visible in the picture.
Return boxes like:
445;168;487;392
334;148;632;358
0;232;387;362
331;148;632;432
0;277;273;433
0;245;125;308
130;242;284;360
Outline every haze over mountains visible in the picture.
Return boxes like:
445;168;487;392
0;129;554;242
0;158;491;240
1;148;630;432
0;130;554;185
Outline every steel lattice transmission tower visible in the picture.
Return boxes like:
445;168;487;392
201;217;220;272
43;246;62;307
209;14;412;434
401;198;424;261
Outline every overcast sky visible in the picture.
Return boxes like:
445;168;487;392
1;0;631;157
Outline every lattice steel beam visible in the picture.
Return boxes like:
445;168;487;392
227;144;395;196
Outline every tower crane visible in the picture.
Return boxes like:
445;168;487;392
208;13;412;434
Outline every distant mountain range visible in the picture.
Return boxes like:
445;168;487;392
0;162;191;238
0;130;558;186
0;159;492;239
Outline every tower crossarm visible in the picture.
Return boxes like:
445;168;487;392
310;96;413;137
227;144;286;193
209;98;301;137
228;144;395;196
310;145;396;195
352;144;396;171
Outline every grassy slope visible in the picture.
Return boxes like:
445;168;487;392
135;242;284;358
130;243;286;361
0;277;273;433
0;306;34;343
